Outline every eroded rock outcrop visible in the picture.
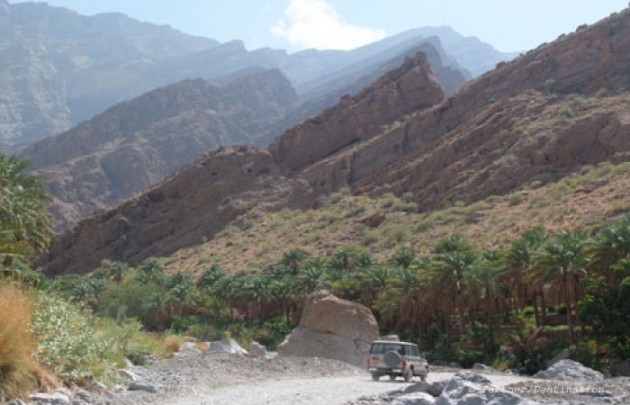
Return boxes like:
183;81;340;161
277;291;379;367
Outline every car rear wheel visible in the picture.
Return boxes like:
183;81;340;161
371;372;380;381
389;374;396;381
403;369;413;382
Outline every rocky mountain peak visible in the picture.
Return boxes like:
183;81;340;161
269;52;444;174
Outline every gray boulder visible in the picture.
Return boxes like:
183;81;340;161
435;371;539;405
206;338;248;354
278;290;379;367
534;359;604;381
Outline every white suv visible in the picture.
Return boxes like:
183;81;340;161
367;340;429;382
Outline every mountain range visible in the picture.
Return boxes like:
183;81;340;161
41;7;630;276
0;0;514;152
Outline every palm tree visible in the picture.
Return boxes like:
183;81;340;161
103;260;128;284
426;235;476;342
588;215;630;283
391;247;416;269
136;258;165;285
281;248;308;275
0;154;52;268
196;264;225;289
464;251;506;346
532;229;588;341
500;227;549;323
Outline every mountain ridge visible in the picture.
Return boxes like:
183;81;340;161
40;7;630;276
0;0;506;151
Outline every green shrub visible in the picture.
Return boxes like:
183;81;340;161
32;294;122;384
522;306;535;317
97;281;167;325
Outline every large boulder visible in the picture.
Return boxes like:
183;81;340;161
278;290;379;367
534;359;604;381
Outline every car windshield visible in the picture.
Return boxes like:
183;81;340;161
370;343;420;356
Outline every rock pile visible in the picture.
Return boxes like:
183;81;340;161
535;359;604;381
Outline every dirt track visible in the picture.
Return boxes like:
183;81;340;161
112;351;630;405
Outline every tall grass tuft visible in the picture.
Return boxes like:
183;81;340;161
0;284;36;400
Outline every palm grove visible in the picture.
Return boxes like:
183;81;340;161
1;152;629;387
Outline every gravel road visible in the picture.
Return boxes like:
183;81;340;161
112;351;630;405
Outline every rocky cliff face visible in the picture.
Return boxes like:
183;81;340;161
300;8;630;206
269;53;445;174
255;40;466;147
22;69;298;231
43;8;630;276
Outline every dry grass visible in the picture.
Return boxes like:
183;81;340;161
0;284;37;400
159;161;630;276
160;335;183;358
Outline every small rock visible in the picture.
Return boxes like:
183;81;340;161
404;381;445;397
73;389;93;401
504;368;520;375
6;399;27;405
472;363;498;372
179;342;202;354
118;368;139;381
29;392;71;405
207;338;248;354
54;388;72;398
93;381;108;391
392;392;436;405
249;341;267;358
534;359;604;381
128;381;158;393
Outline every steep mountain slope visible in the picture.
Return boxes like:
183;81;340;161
0;1;493;151
42;8;630;276
43;53;444;275
0;0;218;150
21;69;298;230
21;40;463;232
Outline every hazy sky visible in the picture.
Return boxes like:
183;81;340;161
10;0;629;52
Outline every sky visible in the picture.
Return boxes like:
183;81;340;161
10;0;630;52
